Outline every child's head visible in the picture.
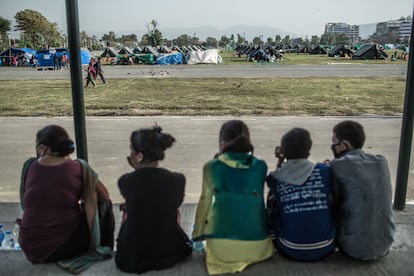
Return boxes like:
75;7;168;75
280;128;312;160
219;120;254;154
130;125;175;162
332;120;365;149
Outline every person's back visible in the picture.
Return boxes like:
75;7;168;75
21;159;84;262
267;128;336;261
19;124;114;266
192;120;273;275
201;152;268;240
330;149;394;260
115;125;191;274
330;120;395;260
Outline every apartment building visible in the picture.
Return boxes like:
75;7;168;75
324;23;360;42
376;16;412;42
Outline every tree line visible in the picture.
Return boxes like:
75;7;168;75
0;9;407;52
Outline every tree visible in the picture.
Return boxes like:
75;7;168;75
275;35;281;47
230;34;235;47
335;33;351;45
236;33;246;45
371;30;399;44
266;37;273;46
320;33;335;45
292;37;304;46
310;35;320;46
144;19;163;46
14;9;62;49
102;31;117;47
219;35;231;47
205;37;218;48
252;36;262;45
281;35;291;46
173;34;192;46
0;16;11;49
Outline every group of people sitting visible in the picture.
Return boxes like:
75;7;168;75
17;119;395;275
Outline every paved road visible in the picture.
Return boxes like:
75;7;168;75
0;63;408;79
1;116;411;203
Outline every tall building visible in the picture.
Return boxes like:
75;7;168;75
324;23;360;42
376;16;412;43
399;17;412;43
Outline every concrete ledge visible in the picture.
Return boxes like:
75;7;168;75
1;203;414;275
1;249;414;275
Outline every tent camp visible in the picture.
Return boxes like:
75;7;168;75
155;52;183;65
187;49;221;64
352;44;388;60
328;45;353;57
0;47;36;66
35;48;91;67
309;46;327;55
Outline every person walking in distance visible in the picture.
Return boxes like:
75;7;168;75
94;57;106;84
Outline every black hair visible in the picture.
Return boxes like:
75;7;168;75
280;128;312;159
219;120;254;153
130;125;175;162
333;120;365;149
36;125;75;157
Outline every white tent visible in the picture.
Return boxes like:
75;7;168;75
187;49;222;64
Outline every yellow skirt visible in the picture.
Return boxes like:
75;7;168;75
205;237;274;275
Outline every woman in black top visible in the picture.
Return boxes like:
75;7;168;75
115;125;192;274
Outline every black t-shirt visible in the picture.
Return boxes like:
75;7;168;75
115;167;191;273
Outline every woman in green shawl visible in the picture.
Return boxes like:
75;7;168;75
192;120;274;275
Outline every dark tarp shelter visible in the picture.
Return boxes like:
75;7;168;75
299;45;310;53
158;46;171;53
142;46;160;58
100;47;117;58
309;46;327;55
118;47;133;55
328;45;354;57
133;47;143;54
352;44;388;60
248;49;270;62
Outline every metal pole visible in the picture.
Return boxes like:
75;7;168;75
394;11;414;211
65;0;88;161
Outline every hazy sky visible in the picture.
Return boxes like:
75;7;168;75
1;0;413;38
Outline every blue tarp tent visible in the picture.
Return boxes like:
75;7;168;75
35;48;91;67
247;49;270;62
0;47;36;66
155;52;183;65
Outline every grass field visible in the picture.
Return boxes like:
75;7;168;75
0;77;405;116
